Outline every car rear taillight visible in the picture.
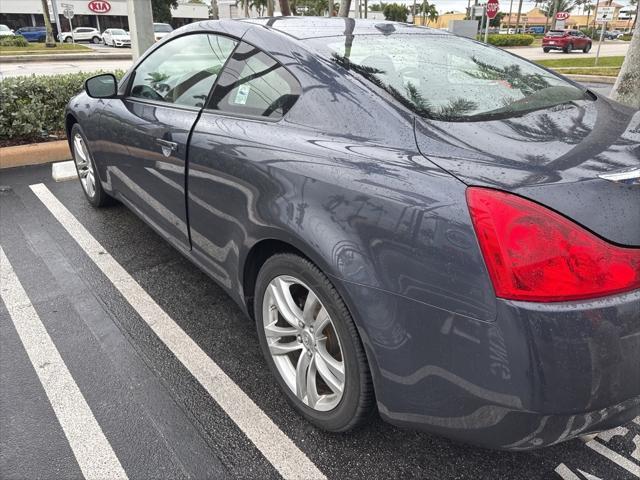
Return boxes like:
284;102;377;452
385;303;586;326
466;187;640;302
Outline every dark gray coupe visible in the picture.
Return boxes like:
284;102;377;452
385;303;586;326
66;17;640;450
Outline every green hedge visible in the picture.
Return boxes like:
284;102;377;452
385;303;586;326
0;70;124;145
620;34;632;41
484;34;535;46
0;35;29;47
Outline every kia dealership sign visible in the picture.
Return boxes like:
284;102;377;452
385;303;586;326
88;0;111;13
555;11;570;20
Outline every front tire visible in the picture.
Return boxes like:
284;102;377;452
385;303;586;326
583;42;591;53
70;124;113;207
254;253;374;432
65;37;72;43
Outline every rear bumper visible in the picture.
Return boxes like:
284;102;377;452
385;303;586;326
542;43;568;50
338;279;640;450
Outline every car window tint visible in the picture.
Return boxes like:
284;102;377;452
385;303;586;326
130;33;237;108
207;42;301;119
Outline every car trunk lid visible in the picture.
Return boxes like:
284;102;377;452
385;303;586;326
414;96;640;246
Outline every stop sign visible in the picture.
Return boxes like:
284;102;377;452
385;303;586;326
486;0;500;19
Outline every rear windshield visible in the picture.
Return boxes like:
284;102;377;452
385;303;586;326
546;30;567;36
309;33;588;121
154;24;172;32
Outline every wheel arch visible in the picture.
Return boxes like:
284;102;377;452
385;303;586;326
241;235;383;405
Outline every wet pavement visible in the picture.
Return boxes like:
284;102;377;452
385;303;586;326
1;164;638;480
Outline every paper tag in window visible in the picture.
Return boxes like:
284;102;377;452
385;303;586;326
234;85;250;105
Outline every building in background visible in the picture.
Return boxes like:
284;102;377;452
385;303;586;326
0;0;209;33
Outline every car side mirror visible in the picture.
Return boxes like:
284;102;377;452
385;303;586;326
85;73;118;99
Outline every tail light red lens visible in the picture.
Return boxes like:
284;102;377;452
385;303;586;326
466;187;640;302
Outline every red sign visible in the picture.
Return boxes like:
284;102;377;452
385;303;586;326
88;1;111;14
486;0;500;20
555;11;570;20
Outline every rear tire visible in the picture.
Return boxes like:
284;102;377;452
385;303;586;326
564;43;573;53
543;47;551;53
254;253;374;432
70;124;113;208
92;36;101;44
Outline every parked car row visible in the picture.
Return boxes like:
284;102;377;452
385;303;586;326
0;23;173;46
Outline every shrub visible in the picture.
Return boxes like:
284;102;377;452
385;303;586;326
0;70;125;144
0;35;30;47
620;34;632;41
383;3;409;22
484;34;535;46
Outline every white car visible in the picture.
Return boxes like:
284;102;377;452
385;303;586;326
102;28;131;47
0;24;14;36
153;23;173;41
59;27;102;44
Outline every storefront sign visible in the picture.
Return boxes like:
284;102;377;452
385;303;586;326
88;0;111;14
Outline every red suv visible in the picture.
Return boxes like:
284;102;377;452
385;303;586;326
542;29;592;53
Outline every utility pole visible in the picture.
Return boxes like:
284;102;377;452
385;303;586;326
50;0;61;39
127;0;155;61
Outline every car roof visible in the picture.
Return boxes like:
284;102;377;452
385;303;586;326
238;17;444;40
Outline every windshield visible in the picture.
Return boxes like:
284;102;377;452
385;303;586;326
154;24;172;32
309;33;588;121
111;29;127;35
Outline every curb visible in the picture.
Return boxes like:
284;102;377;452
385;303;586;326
1;52;133;63
565;74;616;84
0;140;71;169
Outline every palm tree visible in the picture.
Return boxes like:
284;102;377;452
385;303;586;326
280;0;292;15
40;0;56;47
420;0;438;25
338;0;351;16
611;26;639;107
250;0;267;14
506;0;514;29
630;0;638;30
515;0;524;32
238;0;251;16
583;2;594;28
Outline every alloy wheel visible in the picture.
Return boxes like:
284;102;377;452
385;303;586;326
262;275;345;411
73;133;96;199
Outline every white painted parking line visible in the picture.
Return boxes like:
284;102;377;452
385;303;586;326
0;247;127;480
555;463;581;480
585;440;640;478
29;183;327;480
598;426;628;442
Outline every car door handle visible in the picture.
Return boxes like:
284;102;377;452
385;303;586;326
156;138;178;155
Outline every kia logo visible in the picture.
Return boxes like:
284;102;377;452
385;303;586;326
88;0;111;13
555;11;570;20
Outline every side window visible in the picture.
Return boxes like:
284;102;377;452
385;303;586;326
207;42;301;119
130;33;237;108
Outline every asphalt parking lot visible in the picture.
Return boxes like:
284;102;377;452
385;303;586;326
1;164;638;480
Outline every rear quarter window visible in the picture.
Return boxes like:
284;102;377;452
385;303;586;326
207;42;301;120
